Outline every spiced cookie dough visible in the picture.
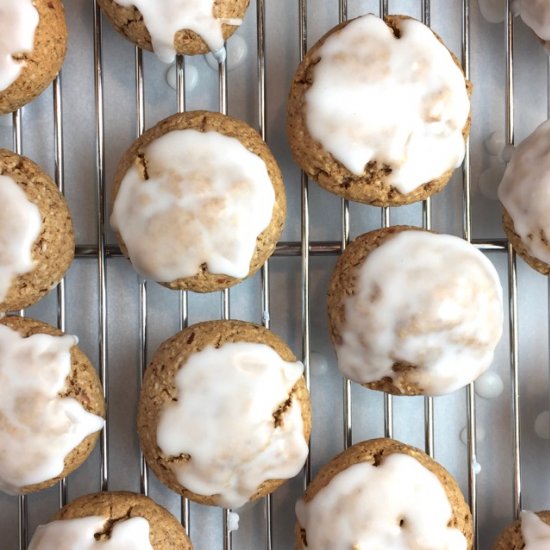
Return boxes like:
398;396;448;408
0;149;74;312
110;110;286;293
28;491;193;549
0;316;105;495
328;226;503;396
98;0;249;62
498;119;550;275
0;0;67;115
493;510;550;549
287;14;471;206
138;320;311;508
296;438;473;550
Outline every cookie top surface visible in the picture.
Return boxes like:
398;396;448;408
520;510;550;548
302;14;469;194
329;227;503;395
0;319;104;494
517;0;550;41
498;119;550;266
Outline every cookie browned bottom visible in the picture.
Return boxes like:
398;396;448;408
492;511;550;549
111;110;286;292
0;0;67;114
0;316;105;494
0;149;75;312
138;319;311;507
328;225;429;396
502;208;550;275
295;438;473;550
97;0;249;56
287;15;472;207
48;491;192;549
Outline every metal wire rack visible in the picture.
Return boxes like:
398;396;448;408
1;0;548;549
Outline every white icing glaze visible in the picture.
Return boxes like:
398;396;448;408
110;129;275;282
337;231;503;395
516;0;550;41
0;0;39;91
498;119;550;265
112;0;242;63
28;516;154;550
156;342;308;508
0;175;42;304
305;15;470;193
296;453;467;550
0;324;104;494
534;411;550;440
521;511;550;549
474;371;503;399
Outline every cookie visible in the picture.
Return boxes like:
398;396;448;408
28;491;193;549
295;438;473;550
0;0;67;115
138;320;311;508
287;14;472;206
327;226;503;396
110;110;286;293
0;149;75;312
0;316;105;495
498;119;550;275
98;0;249;62
493;510;550;549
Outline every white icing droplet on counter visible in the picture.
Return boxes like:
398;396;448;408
0;325;104;494
0;0;39;91
478;0;506;23
112;0;242;63
296;453;467;550
498;119;550;266
516;0;550;41
485;131;506;157
534;410;550;440
501;143;515;163
337;231;503;395
28;516;154;550
473;461;482;475
460;426;486;445
205;35;248;71
305;14;470;194
165;62;199;91
227;512;240;532
475;371;504;399
0;175;42;304
478;165;505;201
110;129;275;282
156;342;308;509
521;510;550;549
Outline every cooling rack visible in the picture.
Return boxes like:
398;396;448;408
0;0;549;549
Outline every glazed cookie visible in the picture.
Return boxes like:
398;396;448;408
0;0;67;114
498;119;550;275
110;110;286;293
138;320;311;508
98;0;249;62
0;316;105;495
287;14;471;206
493;510;550;549
0;149;75;312
296;438;473;550
328;226;503;396
514;0;550;46
28;491;193;549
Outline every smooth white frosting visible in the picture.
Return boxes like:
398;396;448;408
337;231;503;395
521;510;550;549
156;342;308;508
498;119;550;265
28;516;154;550
0;175;42;304
110;128;276;283
305;14;470;194
0;0;39;91
296;453;467;550
516;0;550;41
112;0;242;63
0;324;105;494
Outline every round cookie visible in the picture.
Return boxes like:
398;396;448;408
295;438;473;550
28;491;193;549
327;226;503;396
493;510;550;549
0;0;67;115
287;14;472;206
110;110;286;293
97;0;249;61
138;319;311;508
0;149;75;312
0;316;105;494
